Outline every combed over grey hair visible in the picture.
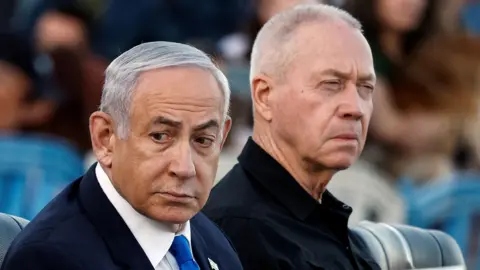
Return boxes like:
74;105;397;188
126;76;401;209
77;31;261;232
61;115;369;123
250;4;362;83
100;41;231;139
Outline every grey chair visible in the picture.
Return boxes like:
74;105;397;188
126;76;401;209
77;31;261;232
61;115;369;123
351;221;465;270
0;213;466;269
0;213;29;267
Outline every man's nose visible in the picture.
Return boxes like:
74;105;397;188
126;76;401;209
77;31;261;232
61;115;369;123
338;86;364;121
168;142;196;180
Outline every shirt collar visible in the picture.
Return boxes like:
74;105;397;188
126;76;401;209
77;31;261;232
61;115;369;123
95;164;191;268
238;138;352;221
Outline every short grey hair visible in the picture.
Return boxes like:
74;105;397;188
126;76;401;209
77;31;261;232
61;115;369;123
100;41;230;139
250;4;362;82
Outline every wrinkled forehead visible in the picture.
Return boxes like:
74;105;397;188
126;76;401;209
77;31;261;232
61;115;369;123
130;67;226;123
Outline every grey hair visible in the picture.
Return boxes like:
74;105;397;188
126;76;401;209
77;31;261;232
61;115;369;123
250;4;362;83
99;41;230;139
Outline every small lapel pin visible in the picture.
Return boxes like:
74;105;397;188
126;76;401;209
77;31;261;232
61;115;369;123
208;258;219;270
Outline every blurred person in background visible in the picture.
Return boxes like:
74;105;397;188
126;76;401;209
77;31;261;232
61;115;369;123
0;2;104;156
344;0;440;182
337;0;480;267
28;4;98;153
24;0;250;61
0;31;54;132
328;0;437;225
396;34;480;269
0;31;85;220
204;4;379;269
343;0;478;181
1;41;242;270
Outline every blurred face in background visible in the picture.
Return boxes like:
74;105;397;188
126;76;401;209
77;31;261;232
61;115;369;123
35;11;88;52
263;21;375;170
0;62;30;130
376;0;428;33
93;67;231;224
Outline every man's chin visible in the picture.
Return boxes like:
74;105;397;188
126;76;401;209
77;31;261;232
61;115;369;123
145;205;197;224
322;155;357;171
331;164;351;171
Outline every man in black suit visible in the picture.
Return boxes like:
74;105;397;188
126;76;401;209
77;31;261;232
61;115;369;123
1;41;240;270
203;4;380;270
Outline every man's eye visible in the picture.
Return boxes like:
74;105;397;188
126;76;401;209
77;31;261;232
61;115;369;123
360;84;374;91
195;137;214;148
322;81;342;91
150;133;169;142
358;84;375;95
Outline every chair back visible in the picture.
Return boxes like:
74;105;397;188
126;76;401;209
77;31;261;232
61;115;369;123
351;221;465;269
0;212;29;267
399;174;480;269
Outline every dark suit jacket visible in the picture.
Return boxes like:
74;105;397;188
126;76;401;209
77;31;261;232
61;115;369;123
1;165;242;270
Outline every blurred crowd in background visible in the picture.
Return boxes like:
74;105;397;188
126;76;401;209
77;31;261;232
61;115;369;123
0;0;479;268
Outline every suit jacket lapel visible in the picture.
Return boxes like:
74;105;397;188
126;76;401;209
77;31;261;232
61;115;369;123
78;164;154;270
191;221;213;270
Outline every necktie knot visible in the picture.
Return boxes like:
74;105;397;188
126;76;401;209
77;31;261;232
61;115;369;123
169;235;199;270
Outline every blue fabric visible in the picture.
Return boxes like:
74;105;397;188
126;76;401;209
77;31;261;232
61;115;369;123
0;134;84;219
462;2;480;35
170;235;200;270
398;172;480;270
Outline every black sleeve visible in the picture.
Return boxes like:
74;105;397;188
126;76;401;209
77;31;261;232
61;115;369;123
1;243;83;270
214;217;326;270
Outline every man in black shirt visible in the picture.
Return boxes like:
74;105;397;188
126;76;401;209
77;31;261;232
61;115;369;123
203;4;380;270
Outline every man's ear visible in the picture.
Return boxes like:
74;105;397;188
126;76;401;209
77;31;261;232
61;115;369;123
89;111;116;168
220;116;232;150
251;74;273;121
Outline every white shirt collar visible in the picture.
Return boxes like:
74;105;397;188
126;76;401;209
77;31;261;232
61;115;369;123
95;164;192;268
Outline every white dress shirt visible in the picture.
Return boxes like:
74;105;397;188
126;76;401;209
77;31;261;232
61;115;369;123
96;164;192;270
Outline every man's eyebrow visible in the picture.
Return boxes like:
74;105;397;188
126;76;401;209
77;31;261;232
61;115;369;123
152;116;182;128
358;73;376;82
193;119;219;132
319;68;350;79
320;68;376;82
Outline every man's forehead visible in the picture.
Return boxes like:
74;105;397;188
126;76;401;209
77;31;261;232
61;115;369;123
290;24;373;72
132;68;224;108
137;67;221;92
292;20;368;51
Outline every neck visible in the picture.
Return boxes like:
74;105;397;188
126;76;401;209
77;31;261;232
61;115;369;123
380;31;403;63
160;222;183;234
252;125;335;201
175;223;184;234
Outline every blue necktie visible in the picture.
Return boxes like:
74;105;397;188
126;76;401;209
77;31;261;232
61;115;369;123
169;235;200;270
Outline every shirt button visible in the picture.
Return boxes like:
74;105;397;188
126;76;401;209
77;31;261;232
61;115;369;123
346;246;350;250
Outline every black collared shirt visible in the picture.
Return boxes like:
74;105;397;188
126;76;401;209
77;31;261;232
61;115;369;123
203;138;380;270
